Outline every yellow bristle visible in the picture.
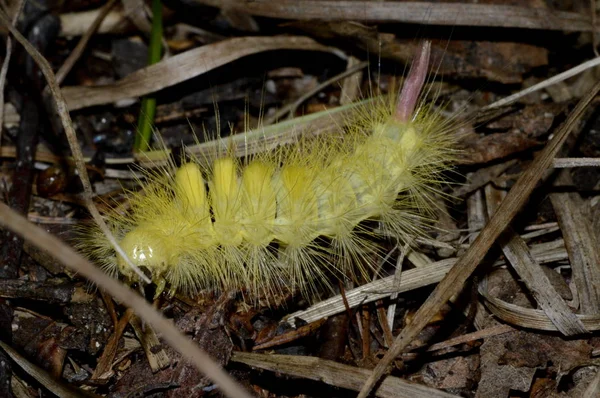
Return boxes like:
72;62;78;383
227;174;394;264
274;164;320;247
210;157;243;247
314;163;357;239
240;160;276;247
175;163;210;218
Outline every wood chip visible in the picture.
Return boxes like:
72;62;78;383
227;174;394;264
129;314;170;372
231;352;460;398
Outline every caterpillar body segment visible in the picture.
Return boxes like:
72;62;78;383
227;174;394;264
82;41;459;300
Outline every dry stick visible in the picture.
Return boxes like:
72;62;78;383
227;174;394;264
232;352;459;398
55;0;118;85
0;202;252;398
386;242;410;331
193;0;599;31
423;324;513;353
92;308;134;379
0;0;25;144
0;7;150;284
483;55;600;110
357;79;600;398
253;319;327;351
553;157;600;167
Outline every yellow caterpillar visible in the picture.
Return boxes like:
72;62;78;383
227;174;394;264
80;41;458;300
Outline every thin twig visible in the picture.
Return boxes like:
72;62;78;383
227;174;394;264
553;157;600;168
0;0;25;144
423;324;513;353
232;352;459;398
55;0;118;85
386;241;410;331
484;56;600;109
193;1;600;31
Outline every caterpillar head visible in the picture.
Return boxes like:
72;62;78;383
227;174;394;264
117;227;171;282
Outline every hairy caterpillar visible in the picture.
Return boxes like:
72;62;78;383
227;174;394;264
79;41;458;300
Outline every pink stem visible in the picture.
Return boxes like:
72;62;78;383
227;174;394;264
395;41;431;123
